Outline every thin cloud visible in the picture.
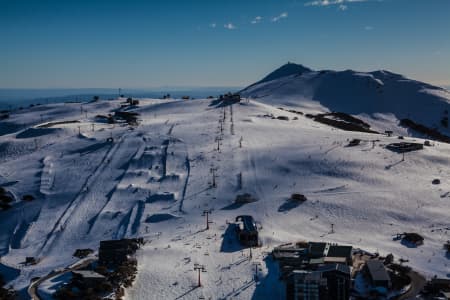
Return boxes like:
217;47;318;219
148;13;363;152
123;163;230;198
251;16;263;24
210;23;217;28
271;12;288;22
305;0;373;7
224;23;237;30
364;25;374;30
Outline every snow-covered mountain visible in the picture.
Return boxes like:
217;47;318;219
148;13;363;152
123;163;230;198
1;74;450;299
248;63;312;87
241;63;450;137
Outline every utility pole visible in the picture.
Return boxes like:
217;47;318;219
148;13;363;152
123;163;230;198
239;136;243;148
216;137;220;152
238;172;242;189
210;167;217;188
78;126;81;136
194;264;206;287
91;123;95;132
202;210;212;230
253;262;261;282
331;223;335;234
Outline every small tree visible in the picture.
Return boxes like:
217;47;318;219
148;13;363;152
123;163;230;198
93;95;100;101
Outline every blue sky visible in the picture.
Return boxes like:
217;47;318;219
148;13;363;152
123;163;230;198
1;0;449;88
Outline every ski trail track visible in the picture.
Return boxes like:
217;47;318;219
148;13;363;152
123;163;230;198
39;132;138;256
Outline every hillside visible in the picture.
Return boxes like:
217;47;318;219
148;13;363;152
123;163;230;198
241;63;450;138
248;63;312;87
0;96;449;299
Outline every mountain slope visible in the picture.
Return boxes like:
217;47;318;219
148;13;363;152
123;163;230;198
1;97;450;299
241;64;450;137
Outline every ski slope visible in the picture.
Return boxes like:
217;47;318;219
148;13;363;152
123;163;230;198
0;96;449;299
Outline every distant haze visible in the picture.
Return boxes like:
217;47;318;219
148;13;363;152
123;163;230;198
0;87;241;110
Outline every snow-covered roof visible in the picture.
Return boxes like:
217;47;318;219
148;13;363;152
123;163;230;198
72;270;105;279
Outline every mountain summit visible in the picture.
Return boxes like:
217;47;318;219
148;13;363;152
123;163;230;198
250;62;313;87
241;63;450;137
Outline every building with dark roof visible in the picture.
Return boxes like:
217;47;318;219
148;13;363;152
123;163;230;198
402;232;424;246
326;245;353;265
318;264;351;300
276;242;353;300
306;243;353;265
221;93;241;103
386;142;424;153
308;242;328;258
235;215;258;247
287;264;351;300
289;270;328;300
427;278;450;294
71;270;106;289
365;260;391;289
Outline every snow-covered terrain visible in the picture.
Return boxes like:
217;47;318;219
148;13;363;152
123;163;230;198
241;63;450;137
0;75;450;299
